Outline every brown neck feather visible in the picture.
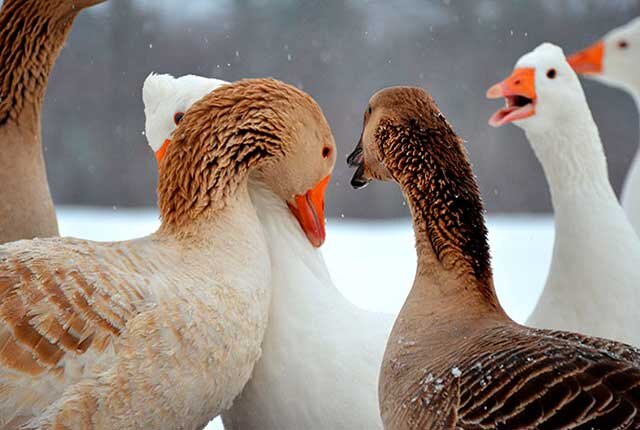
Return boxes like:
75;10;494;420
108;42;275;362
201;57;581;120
157;79;295;230
0;0;81;129
376;117;499;308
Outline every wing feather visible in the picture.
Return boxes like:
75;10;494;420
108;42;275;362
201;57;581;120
453;327;640;429
0;238;152;424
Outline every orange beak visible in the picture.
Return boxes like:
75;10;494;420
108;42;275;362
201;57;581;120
287;175;331;248
567;41;604;75
155;139;171;162
486;67;537;127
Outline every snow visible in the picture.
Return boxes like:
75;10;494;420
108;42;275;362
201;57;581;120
57;207;554;430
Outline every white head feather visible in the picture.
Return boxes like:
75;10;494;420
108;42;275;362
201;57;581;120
142;73;228;152
513;43;591;132
597;17;640;92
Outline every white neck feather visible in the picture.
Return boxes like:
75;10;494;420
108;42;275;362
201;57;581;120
222;181;390;429
619;92;640;231
524;115;617;215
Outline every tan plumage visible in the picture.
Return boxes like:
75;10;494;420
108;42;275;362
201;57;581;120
0;0;107;244
0;78;334;429
349;86;640;430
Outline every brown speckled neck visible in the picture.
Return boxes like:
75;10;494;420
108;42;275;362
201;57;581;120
157;78;316;230
0;1;80;127
376;116;498;306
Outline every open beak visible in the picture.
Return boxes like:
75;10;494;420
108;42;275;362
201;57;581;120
287;175;331;248
155;139;171;162
486;67;537;127
567;41;604;75
347;138;370;189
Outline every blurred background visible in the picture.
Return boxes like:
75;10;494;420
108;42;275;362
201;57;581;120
31;0;640;217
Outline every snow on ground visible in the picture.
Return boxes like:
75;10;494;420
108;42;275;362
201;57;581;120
58;207;554;430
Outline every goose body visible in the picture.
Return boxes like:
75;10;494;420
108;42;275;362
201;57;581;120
1;198;270;429
143;73;393;430
568;17;640;234
350;82;640;430
0;78;335;429
0;0;107;244
488;44;640;345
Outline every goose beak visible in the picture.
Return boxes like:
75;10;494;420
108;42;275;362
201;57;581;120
347;138;370;189
487;67;537;127
288;175;331;248
567;41;604;75
155;139;171;162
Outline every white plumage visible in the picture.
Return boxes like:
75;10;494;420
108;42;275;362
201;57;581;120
489;43;640;346
569;17;640;234
143;73;394;429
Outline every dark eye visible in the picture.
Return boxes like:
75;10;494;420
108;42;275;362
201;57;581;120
367;106;372;115
173;112;185;125
619;40;629;49
322;147;331;159
546;68;557;79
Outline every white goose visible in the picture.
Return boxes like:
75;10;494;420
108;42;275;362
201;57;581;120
568;17;640;233
487;43;640;346
143;73;394;430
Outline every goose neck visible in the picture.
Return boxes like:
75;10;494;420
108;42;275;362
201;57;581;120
380;119;504;319
524;119;615;210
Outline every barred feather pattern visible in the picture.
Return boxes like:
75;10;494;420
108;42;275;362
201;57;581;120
0;0;105;126
374;116;494;301
383;324;640;430
0;238;154;426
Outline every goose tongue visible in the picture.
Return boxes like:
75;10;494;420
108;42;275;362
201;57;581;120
288;175;331;248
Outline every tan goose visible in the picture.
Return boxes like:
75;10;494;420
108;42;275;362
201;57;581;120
0;0;106;244
0;78;334;429
348;86;640;430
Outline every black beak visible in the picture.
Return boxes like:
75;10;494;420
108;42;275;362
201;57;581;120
347;138;370;189
350;164;370;189
347;141;363;167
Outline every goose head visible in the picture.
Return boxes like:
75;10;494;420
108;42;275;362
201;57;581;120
567;17;640;93
347;86;453;188
487;43;590;134
146;75;335;247
143;73;228;162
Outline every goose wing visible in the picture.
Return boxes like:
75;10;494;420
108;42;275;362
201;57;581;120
453;326;640;429
0;239;151;422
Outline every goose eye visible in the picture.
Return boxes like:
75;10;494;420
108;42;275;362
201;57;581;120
173;112;185;125
367;107;372;115
618;40;629;49
546;68;557;79
322;147;331;159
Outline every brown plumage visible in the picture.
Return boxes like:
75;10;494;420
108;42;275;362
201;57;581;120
349;86;640;430
0;0;106;244
0;78;335;429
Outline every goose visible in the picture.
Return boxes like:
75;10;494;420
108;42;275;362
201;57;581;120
349;84;640;430
487;43;640;346
567;17;640;233
0;78;334;429
0;0;107;244
143;73;393;429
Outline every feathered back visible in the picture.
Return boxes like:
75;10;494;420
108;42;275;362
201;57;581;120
142;73;228;152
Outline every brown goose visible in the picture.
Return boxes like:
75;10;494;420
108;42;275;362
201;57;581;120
348;86;640;430
0;78;335;429
0;0;107;244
